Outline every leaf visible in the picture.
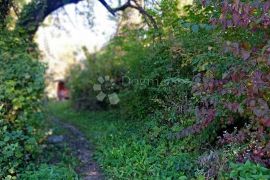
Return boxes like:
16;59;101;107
191;24;199;33
240;49;251;60
261;118;270;127
182;22;191;28
205;24;213;31
233;13;240;25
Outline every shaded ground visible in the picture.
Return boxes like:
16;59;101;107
50;117;104;180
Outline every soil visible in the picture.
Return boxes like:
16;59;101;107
51;117;104;180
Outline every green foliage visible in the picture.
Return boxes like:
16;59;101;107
0;30;45;178
66;0;270;179
48;102;193;179
19;164;79;180
68;29;146;110
0;0;12;26
222;161;270;180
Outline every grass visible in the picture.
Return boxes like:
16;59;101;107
18;103;80;179
47;101;195;179
47;101;140;143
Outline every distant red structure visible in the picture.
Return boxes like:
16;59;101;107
57;81;69;101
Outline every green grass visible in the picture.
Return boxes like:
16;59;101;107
48;101;194;179
17;103;80;179
20;164;79;180
47;101;140;144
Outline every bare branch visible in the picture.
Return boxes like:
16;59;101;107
100;0;158;30
130;0;158;30
98;0;118;15
112;0;131;12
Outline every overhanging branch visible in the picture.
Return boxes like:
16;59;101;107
100;0;158;30
16;0;158;38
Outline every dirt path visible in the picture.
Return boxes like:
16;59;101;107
52;117;104;180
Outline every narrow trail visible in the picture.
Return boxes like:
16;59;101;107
52;117;104;180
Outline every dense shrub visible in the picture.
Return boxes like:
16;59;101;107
67;0;270;178
175;1;270;177
49;102;195;179
19;164;78;180
222;160;270;180
0;30;45;178
68;51;125;110
176;0;270;167
68;61;103;110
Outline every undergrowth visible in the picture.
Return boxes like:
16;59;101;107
48;101;247;179
64;0;270;179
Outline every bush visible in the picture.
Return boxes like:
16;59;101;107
0;30;45;178
68;39;131;110
19;164;78;180
66;0;270;178
222;161;270;180
49;102;194;179
177;0;270;166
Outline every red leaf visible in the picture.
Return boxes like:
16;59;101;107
261;117;270;127
240;49;251;60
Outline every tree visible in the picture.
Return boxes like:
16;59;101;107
15;0;156;38
0;0;13;26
